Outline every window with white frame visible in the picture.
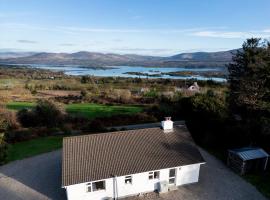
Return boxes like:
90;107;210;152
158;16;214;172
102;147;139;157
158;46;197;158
86;183;92;192
148;171;160;180
169;168;176;184
125;176;132;184
86;180;105;192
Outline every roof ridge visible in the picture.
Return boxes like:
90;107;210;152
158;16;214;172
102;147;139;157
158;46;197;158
63;126;165;141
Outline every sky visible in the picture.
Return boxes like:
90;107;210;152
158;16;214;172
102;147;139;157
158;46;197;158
1;0;270;56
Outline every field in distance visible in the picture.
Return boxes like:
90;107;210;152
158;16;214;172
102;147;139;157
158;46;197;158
6;102;144;119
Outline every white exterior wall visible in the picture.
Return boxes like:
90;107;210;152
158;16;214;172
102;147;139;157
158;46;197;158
176;163;201;185
65;163;203;200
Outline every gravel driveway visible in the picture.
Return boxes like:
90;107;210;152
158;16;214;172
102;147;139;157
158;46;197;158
0;148;267;200
0;150;65;200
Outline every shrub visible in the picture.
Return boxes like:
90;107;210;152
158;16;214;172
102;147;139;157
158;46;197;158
5;129;33;143
17;100;65;128
0;133;8;165
109;89;132;103
181;93;229;147
0;108;20;131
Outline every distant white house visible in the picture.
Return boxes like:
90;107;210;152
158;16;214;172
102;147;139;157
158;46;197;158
188;82;200;92
62;118;205;200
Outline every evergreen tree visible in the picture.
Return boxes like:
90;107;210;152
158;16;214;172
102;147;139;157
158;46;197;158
228;38;270;144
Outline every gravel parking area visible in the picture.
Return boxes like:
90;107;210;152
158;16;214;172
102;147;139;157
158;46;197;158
0;148;267;200
0;150;65;200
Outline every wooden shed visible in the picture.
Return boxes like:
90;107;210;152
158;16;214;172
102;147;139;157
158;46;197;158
227;147;269;175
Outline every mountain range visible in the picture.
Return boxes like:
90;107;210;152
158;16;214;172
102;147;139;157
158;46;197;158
0;49;238;68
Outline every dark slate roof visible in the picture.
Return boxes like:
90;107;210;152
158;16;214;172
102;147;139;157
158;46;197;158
229;147;269;161
62;125;205;186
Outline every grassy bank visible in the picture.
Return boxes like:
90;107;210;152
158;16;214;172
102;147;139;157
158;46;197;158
244;173;270;199
6;102;144;119
6;136;64;162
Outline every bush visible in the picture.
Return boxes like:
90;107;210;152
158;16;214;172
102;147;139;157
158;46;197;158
181;93;229;147
0;108;20;131
0;133;8;165
109;89;132;103
17;108;37;127
17;100;65;128
0;108;19;164
83;113;157;132
5;129;34;143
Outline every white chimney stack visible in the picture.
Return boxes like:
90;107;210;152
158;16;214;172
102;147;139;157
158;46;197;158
161;117;173;131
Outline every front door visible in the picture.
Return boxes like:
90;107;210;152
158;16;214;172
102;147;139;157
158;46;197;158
169;168;176;185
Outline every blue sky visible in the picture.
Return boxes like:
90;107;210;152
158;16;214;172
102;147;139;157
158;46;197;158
1;0;270;56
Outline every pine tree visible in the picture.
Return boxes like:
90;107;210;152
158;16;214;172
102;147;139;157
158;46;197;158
228;38;270;143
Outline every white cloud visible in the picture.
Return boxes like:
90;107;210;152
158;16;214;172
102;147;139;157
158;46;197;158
0;23;227;35
17;40;37;44
191;30;270;39
0;12;34;18
59;43;75;46
131;15;142;20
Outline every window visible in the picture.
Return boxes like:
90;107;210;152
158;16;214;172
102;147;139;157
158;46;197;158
169;177;175;184
86;183;92;192
169;169;176;177
154;171;160;179
125;176;132;184
169;168;176;185
86;181;105;192
92;181;105;191
149;171;160;180
149;172;154;180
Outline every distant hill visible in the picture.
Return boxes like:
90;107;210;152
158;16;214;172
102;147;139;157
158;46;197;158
0;51;37;59
168;49;238;62
0;49;238;68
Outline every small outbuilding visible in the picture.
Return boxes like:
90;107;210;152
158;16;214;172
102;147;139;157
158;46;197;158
227;147;269;175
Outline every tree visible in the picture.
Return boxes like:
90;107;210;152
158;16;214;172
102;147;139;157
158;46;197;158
228;38;270;113
18;100;65;128
228;38;270;145
181;92;228;147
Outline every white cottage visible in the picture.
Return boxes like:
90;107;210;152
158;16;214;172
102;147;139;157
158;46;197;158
62;118;205;200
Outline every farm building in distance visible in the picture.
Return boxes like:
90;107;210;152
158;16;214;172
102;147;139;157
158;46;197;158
227;147;269;175
62;118;205;200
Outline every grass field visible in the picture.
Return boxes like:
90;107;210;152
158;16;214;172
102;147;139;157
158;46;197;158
6;102;35;110
244;173;270;199
6;102;144;119
65;103;143;118
6;136;64;162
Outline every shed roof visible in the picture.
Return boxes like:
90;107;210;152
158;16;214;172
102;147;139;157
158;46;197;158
62;125;205;186
229;147;269;161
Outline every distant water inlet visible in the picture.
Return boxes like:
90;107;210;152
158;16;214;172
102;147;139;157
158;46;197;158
26;64;227;82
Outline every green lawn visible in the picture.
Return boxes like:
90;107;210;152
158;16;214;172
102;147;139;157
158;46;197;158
66;103;143;119
4;102;144;163
6;136;64;162
244;173;270;199
6;102;144;119
6;102;35;110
